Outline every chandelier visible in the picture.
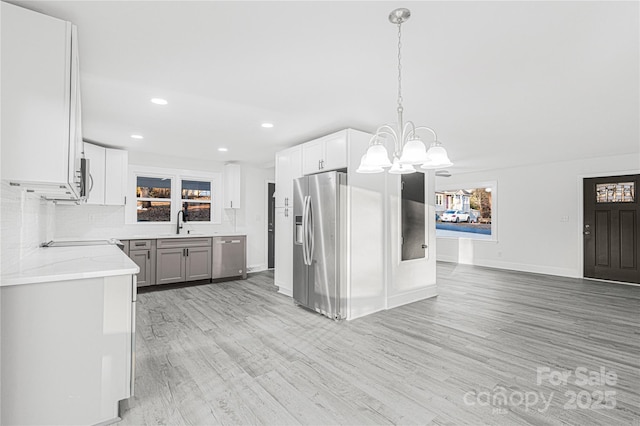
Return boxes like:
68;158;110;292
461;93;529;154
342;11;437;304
357;8;453;174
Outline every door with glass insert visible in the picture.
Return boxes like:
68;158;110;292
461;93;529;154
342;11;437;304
583;174;639;283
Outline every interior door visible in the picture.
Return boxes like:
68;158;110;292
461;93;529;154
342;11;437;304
583;174;639;284
268;183;275;269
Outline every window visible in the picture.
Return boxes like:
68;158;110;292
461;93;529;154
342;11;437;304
127;165;222;225
181;180;211;222
436;182;496;241
596;182;635;203
136;176;172;222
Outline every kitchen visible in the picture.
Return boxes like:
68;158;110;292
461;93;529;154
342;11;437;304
1;1;639;425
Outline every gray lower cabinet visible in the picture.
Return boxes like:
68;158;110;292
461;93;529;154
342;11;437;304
156;248;185;285
156;238;212;284
129;250;152;286
123;236;244;287
185;246;213;281
212;236;247;279
125;239;156;287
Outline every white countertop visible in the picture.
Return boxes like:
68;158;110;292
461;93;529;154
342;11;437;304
122;232;246;240
1;245;139;287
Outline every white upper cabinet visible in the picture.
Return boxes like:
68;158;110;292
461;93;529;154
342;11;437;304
85;143;105;205
1;2;85;200
223;164;241;209
104;149;128;205
301;132;348;175
85;142;128;205
275;146;302;208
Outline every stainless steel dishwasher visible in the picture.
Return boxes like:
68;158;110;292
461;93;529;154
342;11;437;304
211;236;247;280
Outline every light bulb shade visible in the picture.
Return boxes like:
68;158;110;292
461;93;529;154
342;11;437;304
388;157;416;174
356;154;384;173
421;143;453;169
398;137;428;165
364;144;392;168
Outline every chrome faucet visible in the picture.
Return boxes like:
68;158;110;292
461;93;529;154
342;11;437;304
176;209;187;234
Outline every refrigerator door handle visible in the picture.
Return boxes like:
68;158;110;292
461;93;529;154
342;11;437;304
302;195;310;265
307;196;314;263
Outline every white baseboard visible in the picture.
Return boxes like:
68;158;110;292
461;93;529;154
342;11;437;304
277;287;292;297
386;285;438;310
347;303;386;321
436;253;580;279
247;263;268;273
477;259;579;278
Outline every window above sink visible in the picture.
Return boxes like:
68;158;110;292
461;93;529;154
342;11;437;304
126;165;222;225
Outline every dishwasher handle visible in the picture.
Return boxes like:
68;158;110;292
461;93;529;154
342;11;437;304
217;239;241;244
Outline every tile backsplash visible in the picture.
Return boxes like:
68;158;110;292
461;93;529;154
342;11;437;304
1;182;55;274
55;203;240;240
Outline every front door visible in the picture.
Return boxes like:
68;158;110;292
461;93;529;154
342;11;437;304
583;174;639;284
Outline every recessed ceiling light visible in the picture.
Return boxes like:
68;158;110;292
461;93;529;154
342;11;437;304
218;147;228;152
261;123;274;128
130;134;144;140
150;98;168;105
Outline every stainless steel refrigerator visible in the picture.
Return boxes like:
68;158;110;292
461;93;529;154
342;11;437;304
293;171;347;320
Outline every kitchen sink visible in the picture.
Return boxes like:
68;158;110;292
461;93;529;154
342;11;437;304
157;232;204;237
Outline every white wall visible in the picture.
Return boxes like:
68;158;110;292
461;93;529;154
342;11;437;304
0;181;55;276
238;165;275;272
54;152;274;272
346;130;387;319
436;153;640;278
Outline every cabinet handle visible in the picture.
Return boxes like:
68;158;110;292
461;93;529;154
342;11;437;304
135;242;145;246
182;248;186;256
318;160;321;170
147;251;150;259
186;248;189;256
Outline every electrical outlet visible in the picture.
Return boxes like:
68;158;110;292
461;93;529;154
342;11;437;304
560;216;569;222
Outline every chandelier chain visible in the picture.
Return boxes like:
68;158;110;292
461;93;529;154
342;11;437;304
397;23;403;109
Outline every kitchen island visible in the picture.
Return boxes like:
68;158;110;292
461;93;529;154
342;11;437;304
0;244;138;426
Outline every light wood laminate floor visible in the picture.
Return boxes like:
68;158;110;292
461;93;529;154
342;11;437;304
118;263;640;425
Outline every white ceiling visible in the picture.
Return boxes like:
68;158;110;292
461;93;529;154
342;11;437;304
10;1;640;172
